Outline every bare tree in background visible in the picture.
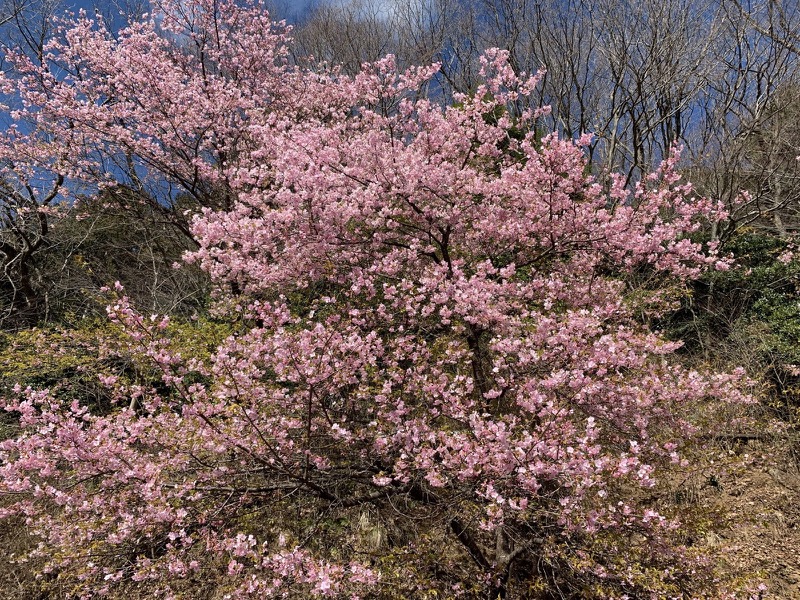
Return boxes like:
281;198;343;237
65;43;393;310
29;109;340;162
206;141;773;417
293;0;398;74
588;0;719;181
686;0;800;240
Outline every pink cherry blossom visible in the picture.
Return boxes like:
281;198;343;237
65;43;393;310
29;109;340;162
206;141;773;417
0;1;752;597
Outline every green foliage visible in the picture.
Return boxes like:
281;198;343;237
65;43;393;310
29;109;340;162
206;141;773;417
667;230;800;417
0;320;122;404
0;315;235;441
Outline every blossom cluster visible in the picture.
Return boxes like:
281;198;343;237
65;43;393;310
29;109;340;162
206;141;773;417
0;1;750;597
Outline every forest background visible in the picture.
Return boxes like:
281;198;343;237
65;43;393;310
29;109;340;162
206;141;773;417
0;0;798;598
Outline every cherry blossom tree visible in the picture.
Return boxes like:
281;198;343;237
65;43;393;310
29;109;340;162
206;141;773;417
0;0;358;322
0;1;754;598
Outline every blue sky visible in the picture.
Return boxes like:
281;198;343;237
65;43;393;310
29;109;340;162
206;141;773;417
271;0;318;22
69;0;319;23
